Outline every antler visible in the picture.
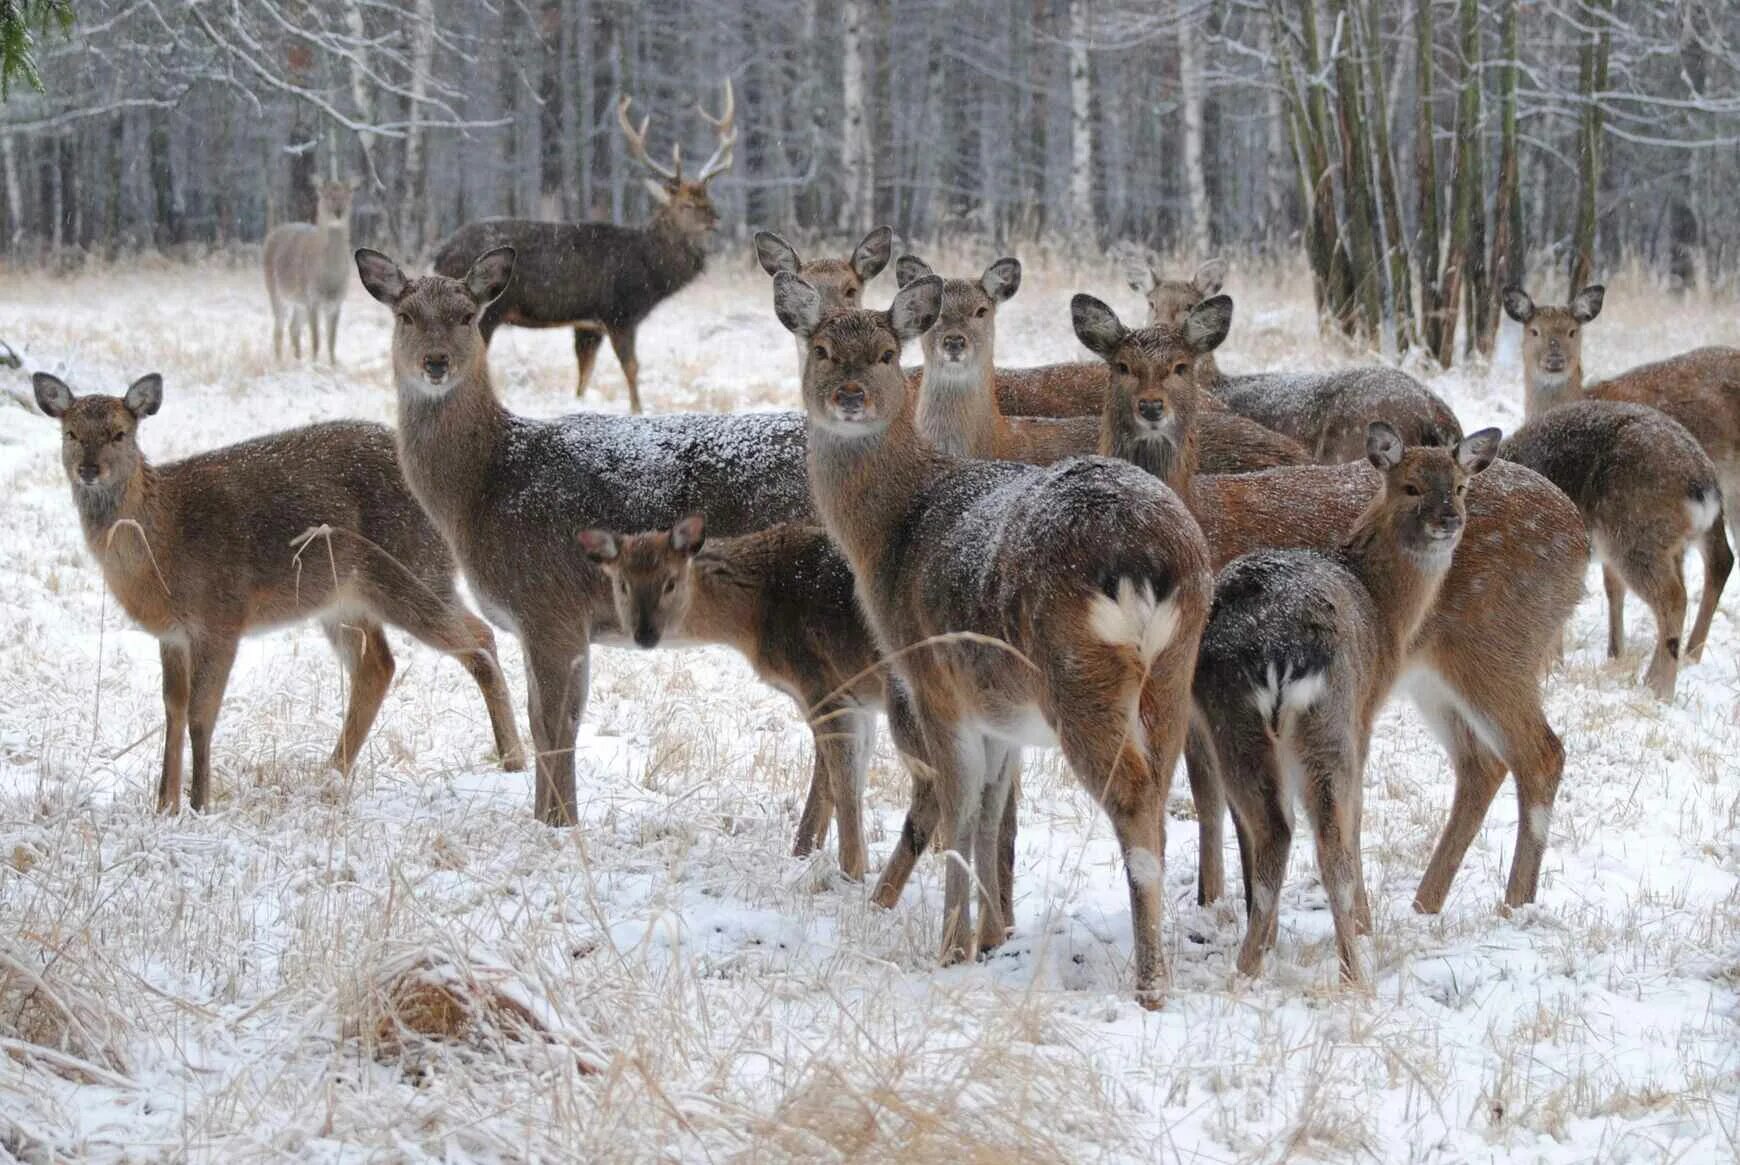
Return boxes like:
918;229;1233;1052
695;79;737;183
617;95;682;183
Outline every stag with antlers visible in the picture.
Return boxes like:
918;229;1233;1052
432;82;737;413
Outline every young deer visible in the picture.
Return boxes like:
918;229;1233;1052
756;227;895;373
32;372;523;813
895;253;1308;473
1500;400;1729;699
264;179;355;363
772;270;1214;1008
1506;284;1740;557
576;517;887;879
1075;294;1588;917
433;83;736;412
356;246;815;826
1195;423;1499;985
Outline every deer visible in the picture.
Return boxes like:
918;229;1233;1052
1505;284;1740;558
432;82;737;414
1499;289;1730;699
575;517;889;880
264;179;356;364
755;227;892;308
894;253;1309;472
31;372;524;814
355;246;816;827
1195;422;1499;985
771;269;1214;1008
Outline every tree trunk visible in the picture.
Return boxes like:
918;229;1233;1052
1327;0;1382;343
0;133;22;254
838;0;870;231
1068;0;1095;240
1178;5;1209;255
1570;0;1609;292
1360;0;1413;353
1457;0;1487;358
1483;0;1521;351
1416;0;1443;360
401;0;436;251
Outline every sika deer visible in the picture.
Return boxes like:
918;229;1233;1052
772;270;1213;1007
1074;294;1587;916
576;517;888;880
32;372;523;813
1500;400;1729;699
265;179;355;363
756;227;894;373
894;253;1308;473
433;83;737;412
356;246;813;826
1506;284;1740;556
1195;423;1499;984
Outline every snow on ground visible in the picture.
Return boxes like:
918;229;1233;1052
1;250;1737;1163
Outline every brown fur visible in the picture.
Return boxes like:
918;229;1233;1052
1073;294;1590;916
774;271;1213;1007
31;373;523;813
357;247;814;827
264;180;354;363
1195;424;1499;985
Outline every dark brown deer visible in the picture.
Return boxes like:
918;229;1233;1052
1195;423;1499;985
433;82;737;413
576;517;889;879
894;253;1308;473
32;372;523;813
356;246;815;826
772;269;1214;1008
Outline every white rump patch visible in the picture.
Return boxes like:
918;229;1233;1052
1249;661;1328;731
1088;579;1180;664
1685;491;1721;536
1127;847;1162;886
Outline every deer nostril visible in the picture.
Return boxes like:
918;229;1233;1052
1138;400;1165;422
77;465;99;483
423;355;450;378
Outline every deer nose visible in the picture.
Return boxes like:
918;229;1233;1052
941;334;966;357
77;464;99;483
1137;399;1166;423
634;622;661;649
833;383;866;412
423;355;450;381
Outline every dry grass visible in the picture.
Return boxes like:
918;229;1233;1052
1;250;1738;1161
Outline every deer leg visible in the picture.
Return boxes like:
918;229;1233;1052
792;734;834;859
288;305;305;359
186;635;239;813
157;639;191;813
988;742;1020;941
269;293;285;360
607;324;642;414
927;721;986;967
1298;724;1367;987
524;635;587;826
1209;714;1288;978
572;326;604;398
871;678;934;908
325;304;342;365
386;590;525;772
973;746;1015;955
1185;723;1227;905
322;618;396;775
1687;515;1733;664
1630;551;1688;700
1602;564;1626;659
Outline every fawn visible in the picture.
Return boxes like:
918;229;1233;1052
1076;294;1588;916
576;517;888;880
1500;398;1729;699
772;269;1214;1008
33;372;523;812
895;253;1308;473
356;246;815;826
1195;422;1499;984
756;228;896;372
264;179;355;363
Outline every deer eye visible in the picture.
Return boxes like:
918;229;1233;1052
1568;328;1577;338
398;312;413;327
1116;361;1131;376
460;312;475;327
1172;361;1190;378
974;306;989;319
879;349;896;365
1457;483;1468;496
109;431;126;444
663;580;676;595
1403;484;1422;497
1528;327;1538;337
812;345;829;363
844;288;857;300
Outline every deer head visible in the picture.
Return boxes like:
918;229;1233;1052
618;81;737;241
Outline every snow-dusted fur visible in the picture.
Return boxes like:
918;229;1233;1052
1501;398;1731;699
1194;423;1500;985
774;270;1213;1007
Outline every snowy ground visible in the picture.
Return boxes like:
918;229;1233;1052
1;249;1737;1162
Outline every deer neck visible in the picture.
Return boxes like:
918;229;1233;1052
1337;509;1454;652
75;466;171;603
684;545;768;654
1523;354;1583;420
807;404;939;583
914;356;1001;458
1100;393;1200;509
393;363;509;531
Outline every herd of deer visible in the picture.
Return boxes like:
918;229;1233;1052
29;87;1740;1007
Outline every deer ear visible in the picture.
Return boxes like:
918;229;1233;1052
1071;294;1126;359
577;529;619;564
1456;427;1501;475
643;178;673;205
772;272;826;337
1570;284;1605;323
32;372;74;418
671;515;706;554
355;249;409;305
754;231;800;277
889;275;943;341
465;247;515;305
895;254;933;289
981;258;1022;304
1366;421;1405;471
1501;287;1535;324
1194;258;1228;297
852;227;893;282
1185;295;1233;353
124;374;163;418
